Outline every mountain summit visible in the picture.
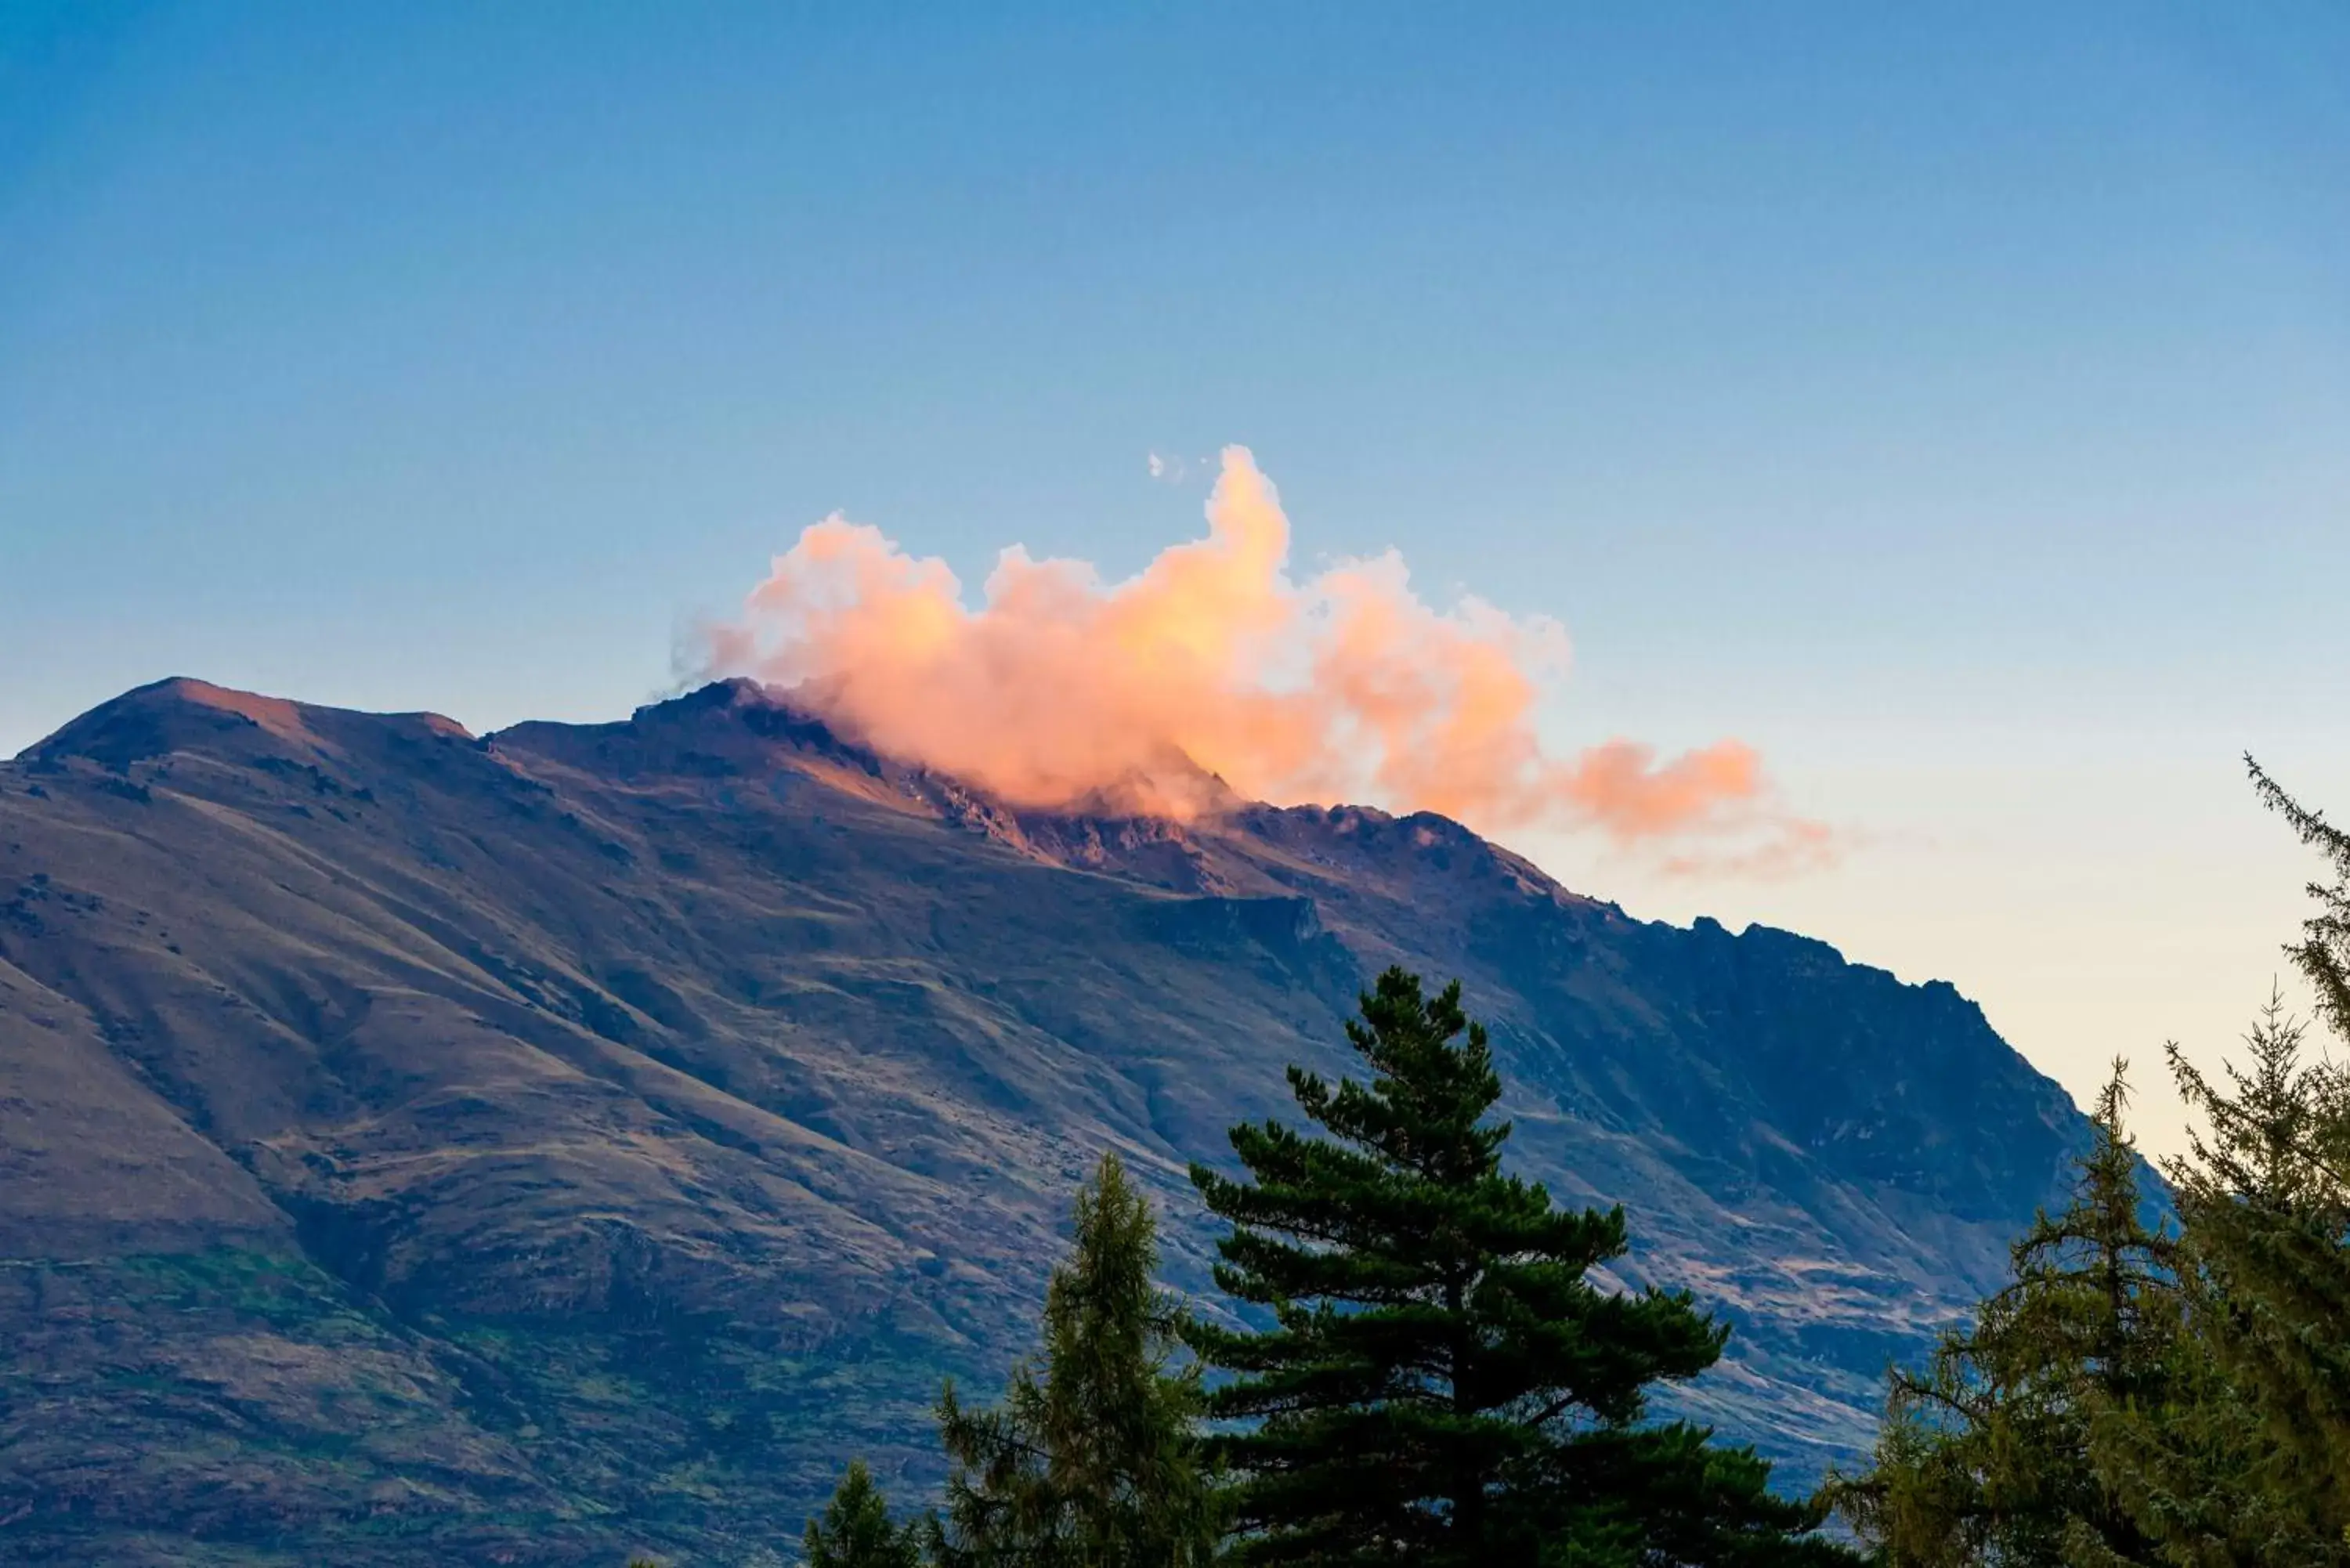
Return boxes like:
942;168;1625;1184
0;678;2086;1566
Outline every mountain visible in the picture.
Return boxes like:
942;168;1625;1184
0;677;2088;1566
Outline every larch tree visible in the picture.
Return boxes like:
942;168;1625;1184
2105;761;2350;1564
932;1150;1220;1568
804;1459;924;1568
2135;989;2350;1564
1834;764;2350;1568
1830;1063;2177;1568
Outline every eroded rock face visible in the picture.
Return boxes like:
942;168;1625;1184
0;678;2087;1565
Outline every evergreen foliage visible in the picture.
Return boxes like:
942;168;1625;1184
2135;991;2350;1563
2100;766;2350;1565
792;765;2350;1566
1837;764;2350;1566
932;1150;1220;1568
1184;965;1853;1567
1828;1064;2175;1566
2246;757;2350;1039
805;1460;924;1568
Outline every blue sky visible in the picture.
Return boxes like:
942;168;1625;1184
4;3;2347;1144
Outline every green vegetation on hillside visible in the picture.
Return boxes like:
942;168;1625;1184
1830;763;2350;1566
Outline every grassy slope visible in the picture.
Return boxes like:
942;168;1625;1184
0;680;2088;1564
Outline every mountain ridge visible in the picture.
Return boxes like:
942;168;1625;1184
0;675;2086;1566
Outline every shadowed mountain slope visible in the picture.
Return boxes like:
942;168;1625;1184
0;677;2087;1566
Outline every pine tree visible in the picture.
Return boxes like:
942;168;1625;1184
1828;1062;2176;1567
1184;966;1851;1568
805;1460;923;1568
933;1150;1220;1568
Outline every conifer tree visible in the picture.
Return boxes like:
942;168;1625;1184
2135;989;2350;1563
932;1150;1219;1568
1829;1063;2176;1567
2081;761;2350;1565
805;1460;923;1568
1185;966;1850;1567
2247;757;2350;1039
1834;767;2350;1568
2086;1313;2321;1568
